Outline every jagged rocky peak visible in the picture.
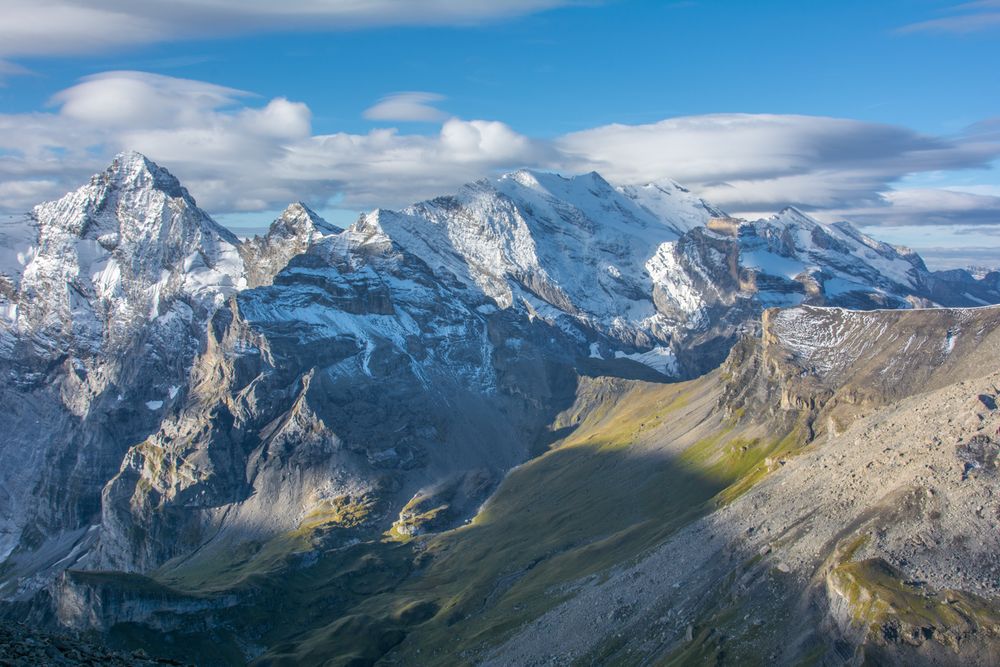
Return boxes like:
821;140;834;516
268;201;339;240
100;150;187;199
34;151;229;242
33;150;242;250
6;152;245;356
240;202;340;287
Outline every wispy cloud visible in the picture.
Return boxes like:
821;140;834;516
905;244;1000;270
363;92;449;123
0;1;586;61
825;188;1000;227
897;0;1000;34
0;59;32;85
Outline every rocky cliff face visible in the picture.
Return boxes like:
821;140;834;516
92;212;581;574
721;304;1000;437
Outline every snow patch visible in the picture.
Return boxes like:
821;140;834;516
614;346;678;376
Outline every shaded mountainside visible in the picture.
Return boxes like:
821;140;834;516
1;154;1000;665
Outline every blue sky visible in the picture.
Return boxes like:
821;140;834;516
1;0;999;267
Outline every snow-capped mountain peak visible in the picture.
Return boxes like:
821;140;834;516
240;202;340;287
100;150;187;199
5;153;244;356
269;202;340;240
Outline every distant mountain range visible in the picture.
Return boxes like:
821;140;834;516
1;153;999;666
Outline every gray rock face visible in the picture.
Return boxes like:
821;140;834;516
721;304;1000;436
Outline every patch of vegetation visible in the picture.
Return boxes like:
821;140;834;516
680;426;803;507
295;495;375;535
830;558;1000;647
388;504;449;539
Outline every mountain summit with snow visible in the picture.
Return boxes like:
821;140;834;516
1;151;244;359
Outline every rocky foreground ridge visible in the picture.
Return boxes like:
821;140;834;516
0;153;998;665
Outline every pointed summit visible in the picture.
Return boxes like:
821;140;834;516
32;151;239;246
772;206;819;227
97;151;188;201
240;202;339;288
14;153;245;355
269;202;339;240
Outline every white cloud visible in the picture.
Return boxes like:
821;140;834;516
898;12;1000;34
0;71;998;235
0;0;583;59
363;92;449;123
52;72;250;129
0;72;547;213
273;119;550;206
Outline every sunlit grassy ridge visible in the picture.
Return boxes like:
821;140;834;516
152;495;378;594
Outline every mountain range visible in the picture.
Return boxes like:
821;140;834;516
1;152;999;665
